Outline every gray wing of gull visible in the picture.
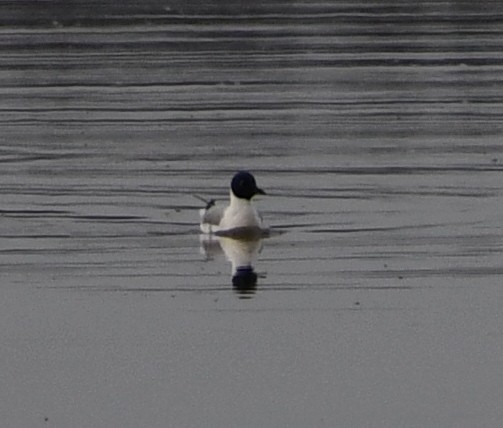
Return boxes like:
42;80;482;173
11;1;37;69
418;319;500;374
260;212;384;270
201;204;226;226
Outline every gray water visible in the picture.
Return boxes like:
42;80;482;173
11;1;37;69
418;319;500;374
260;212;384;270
1;2;503;427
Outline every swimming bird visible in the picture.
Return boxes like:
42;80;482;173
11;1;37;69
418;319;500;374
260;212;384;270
199;171;266;236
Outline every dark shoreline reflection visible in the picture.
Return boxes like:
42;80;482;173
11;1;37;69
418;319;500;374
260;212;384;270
200;235;264;298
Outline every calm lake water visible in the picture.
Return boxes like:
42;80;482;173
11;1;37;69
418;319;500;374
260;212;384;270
1;1;503;427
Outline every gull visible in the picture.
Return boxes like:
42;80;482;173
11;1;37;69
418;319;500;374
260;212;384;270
199;171;266;236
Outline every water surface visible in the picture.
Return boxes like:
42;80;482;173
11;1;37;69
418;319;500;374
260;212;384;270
1;2;503;427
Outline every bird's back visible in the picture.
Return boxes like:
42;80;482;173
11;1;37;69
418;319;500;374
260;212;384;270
200;203;226;234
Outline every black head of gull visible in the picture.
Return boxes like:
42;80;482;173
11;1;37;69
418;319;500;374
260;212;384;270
231;171;266;200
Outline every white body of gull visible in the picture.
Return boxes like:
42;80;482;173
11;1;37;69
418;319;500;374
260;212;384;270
199;171;266;236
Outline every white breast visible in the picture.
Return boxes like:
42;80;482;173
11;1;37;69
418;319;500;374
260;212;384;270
218;200;262;231
200;191;263;234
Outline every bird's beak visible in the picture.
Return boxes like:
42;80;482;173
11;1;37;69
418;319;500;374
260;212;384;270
256;187;266;195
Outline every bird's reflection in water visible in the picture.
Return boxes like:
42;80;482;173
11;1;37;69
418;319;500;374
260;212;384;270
200;233;264;298
232;266;258;296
